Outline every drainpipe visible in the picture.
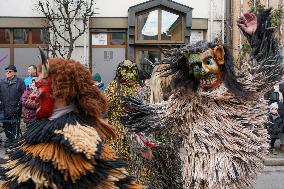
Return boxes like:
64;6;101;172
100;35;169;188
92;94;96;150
83;22;87;66
239;0;243;51
222;0;225;43
210;0;214;41
225;0;232;46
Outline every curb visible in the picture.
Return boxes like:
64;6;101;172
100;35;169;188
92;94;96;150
264;157;284;166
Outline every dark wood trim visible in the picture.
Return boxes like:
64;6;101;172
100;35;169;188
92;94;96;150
10;30;13;64
9;29;13;45
135;40;184;44
0;44;11;48
158;8;161;41
7;44;48;48
91;45;126;48
10;47;14;65
107;32;111;45
135;46;161;63
28;30;32;45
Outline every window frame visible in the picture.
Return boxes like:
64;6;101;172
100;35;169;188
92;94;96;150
0;28;49;47
91;32;127;48
0;28;49;65
135;7;185;44
135;47;165;75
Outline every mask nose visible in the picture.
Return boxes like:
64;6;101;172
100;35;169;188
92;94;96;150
199;67;207;78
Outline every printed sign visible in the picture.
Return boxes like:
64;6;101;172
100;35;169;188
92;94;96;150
92;33;107;45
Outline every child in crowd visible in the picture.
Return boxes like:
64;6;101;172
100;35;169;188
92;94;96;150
267;102;284;154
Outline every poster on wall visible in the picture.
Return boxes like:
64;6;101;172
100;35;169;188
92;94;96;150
92;33;107;45
190;30;204;45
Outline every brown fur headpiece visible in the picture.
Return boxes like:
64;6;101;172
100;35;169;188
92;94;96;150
47;59;110;133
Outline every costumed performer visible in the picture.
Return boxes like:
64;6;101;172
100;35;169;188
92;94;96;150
0;50;143;189
122;9;283;189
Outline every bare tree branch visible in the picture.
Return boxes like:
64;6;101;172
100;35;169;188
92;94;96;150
37;0;96;59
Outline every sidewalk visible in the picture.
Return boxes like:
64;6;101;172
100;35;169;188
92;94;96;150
264;139;284;166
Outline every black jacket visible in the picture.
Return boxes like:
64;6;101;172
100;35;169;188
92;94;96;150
267;114;284;138
264;83;284;118
0;76;25;117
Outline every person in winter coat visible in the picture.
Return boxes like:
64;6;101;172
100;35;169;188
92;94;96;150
0;65;25;147
21;64;42;126
21;78;38;126
267;102;284;153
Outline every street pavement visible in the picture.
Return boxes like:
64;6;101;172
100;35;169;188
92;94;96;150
255;166;284;189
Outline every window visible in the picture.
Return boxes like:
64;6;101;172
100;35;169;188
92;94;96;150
91;32;126;46
161;10;182;41
137;9;158;40
136;8;184;43
136;49;163;74
110;33;126;45
92;33;107;45
0;28;49;45
32;29;49;44
0;29;10;44
13;29;29;44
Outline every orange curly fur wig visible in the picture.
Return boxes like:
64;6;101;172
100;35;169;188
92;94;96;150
48;58;115;139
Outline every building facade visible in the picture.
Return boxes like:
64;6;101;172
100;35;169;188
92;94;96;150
3;0;279;84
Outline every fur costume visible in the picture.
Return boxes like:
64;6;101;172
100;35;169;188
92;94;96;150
104;60;141;159
122;9;283;189
0;55;143;189
122;68;182;189
105;60;157;185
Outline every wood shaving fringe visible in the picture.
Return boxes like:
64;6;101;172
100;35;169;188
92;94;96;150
158;87;269;189
21;142;93;183
54;122;102;159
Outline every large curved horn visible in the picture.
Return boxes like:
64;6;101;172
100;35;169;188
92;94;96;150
39;48;49;78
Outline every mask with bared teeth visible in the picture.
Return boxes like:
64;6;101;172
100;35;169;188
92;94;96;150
186;45;225;91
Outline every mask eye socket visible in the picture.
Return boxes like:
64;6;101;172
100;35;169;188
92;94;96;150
193;65;200;72
206;58;214;65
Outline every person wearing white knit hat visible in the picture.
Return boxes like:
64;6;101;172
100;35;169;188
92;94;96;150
268;102;284;154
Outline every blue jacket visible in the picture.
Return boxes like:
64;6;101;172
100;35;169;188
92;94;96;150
24;76;33;87
0;76;25;117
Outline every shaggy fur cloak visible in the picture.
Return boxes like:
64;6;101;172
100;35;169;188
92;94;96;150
122;9;283;189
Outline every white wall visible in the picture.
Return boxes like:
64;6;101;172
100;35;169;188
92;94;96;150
0;0;44;17
0;0;216;19
94;0;210;18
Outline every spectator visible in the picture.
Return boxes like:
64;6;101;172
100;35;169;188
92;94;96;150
265;83;284;152
267;102;283;154
92;73;105;91
21;63;42;126
21;78;38;126
24;65;37;87
0;65;25;147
